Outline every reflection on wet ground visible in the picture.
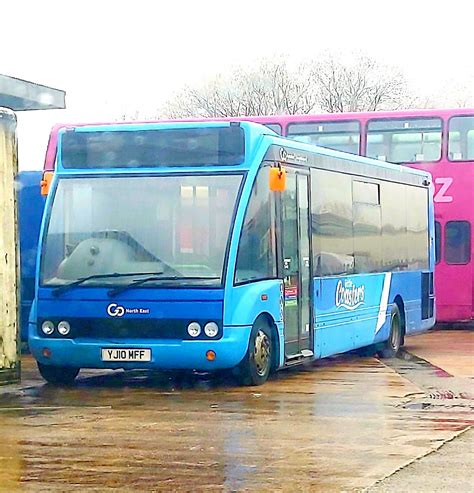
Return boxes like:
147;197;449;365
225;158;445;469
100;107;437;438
0;334;473;492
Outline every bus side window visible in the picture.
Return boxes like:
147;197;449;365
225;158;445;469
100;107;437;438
367;118;442;164
288;121;361;155
406;186;429;270
445;221;471;264
435;221;441;264
234;167;277;284
353;181;382;273
448;116;474;161
381;182;408;271
311;169;354;276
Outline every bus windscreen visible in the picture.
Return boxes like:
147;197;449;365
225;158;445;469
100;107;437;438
60;127;245;168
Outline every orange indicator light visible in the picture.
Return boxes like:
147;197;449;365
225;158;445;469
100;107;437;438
40;171;54;196
261;294;268;301
206;350;216;361
42;348;52;358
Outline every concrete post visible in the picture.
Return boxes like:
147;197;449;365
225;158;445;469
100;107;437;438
0;108;20;384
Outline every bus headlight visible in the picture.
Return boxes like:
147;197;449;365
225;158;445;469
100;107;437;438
187;322;201;338
204;322;219;338
57;321;71;336
41;320;55;335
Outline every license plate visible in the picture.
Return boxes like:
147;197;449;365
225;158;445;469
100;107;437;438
101;348;151;362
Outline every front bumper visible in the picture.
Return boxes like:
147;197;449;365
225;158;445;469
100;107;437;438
29;325;252;371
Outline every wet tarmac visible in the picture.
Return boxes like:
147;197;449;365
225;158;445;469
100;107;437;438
0;330;472;492
404;329;474;378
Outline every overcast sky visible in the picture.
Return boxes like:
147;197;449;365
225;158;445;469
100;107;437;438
2;0;473;170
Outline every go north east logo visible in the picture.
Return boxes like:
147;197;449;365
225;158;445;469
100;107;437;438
335;280;365;310
106;303;150;317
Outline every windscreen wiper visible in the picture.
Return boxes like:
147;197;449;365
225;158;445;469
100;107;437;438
52;272;165;297
107;276;220;297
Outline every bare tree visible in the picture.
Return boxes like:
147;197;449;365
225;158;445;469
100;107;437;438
132;54;424;120
423;79;474;109
162;58;319;118
311;55;419;112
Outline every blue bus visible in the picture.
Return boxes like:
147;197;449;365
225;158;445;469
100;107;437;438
17;171;46;342
29;121;435;385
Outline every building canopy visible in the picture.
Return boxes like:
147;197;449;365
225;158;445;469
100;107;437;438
0;74;65;111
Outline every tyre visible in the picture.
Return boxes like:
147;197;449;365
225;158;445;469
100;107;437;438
238;319;273;386
378;305;403;359
37;362;80;385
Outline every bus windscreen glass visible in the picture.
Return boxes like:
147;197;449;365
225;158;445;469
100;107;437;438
60;127;245;168
40;175;242;286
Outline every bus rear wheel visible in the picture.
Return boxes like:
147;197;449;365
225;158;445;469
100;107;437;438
238;320;273;386
37;362;80;386
378;305;403;359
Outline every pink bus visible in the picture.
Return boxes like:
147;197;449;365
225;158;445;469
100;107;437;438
42;108;474;323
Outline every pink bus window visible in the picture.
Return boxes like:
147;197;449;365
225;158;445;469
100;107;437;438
448;116;474;161
435;221;441;264
264;123;282;135
367;118;442;164
287;121;360;155
445;221;470;264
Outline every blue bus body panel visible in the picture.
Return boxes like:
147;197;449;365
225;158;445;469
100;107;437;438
314;271;433;358
35;288;224;319
17;171;45;341
36;287;225;302
225;280;282;326
225;279;285;366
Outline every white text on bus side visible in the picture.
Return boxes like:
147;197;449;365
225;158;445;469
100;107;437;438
434;177;453;203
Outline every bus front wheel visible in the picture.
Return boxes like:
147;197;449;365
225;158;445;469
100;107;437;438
378;305;403;359
238;320;273;386
37;362;80;386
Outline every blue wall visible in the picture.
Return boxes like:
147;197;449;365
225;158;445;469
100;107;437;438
18;171;45;341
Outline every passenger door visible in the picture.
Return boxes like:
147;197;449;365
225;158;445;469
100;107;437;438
281;169;312;358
